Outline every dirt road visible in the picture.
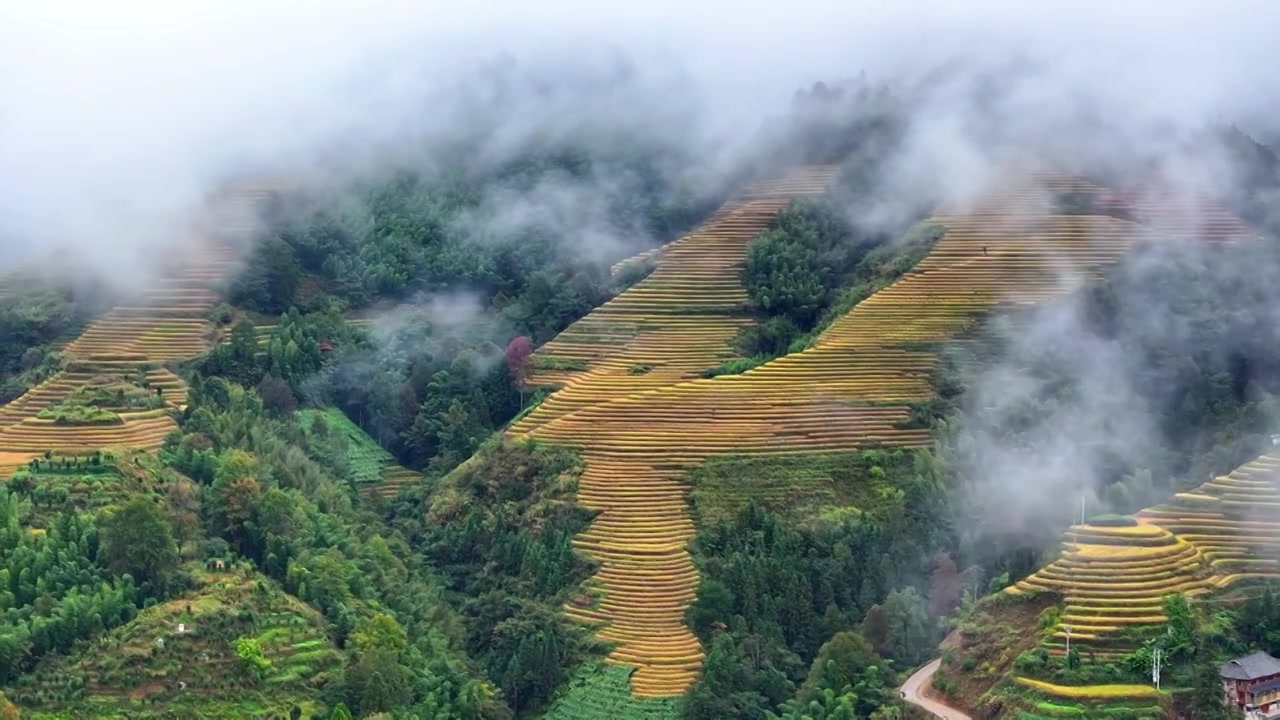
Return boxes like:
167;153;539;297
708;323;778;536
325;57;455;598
900;658;973;720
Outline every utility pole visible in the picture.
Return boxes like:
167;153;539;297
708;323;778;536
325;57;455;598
1081;494;1086;525
1152;646;1162;690
1063;624;1073;664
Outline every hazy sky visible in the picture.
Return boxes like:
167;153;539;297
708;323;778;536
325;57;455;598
1;1;1278;283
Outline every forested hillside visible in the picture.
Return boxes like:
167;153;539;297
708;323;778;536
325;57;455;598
3;57;1280;720
0;77;933;719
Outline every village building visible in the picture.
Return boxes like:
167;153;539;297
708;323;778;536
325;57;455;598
1221;651;1280;718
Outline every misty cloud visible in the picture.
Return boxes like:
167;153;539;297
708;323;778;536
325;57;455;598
365;290;494;349
3;1;1280;291
450;164;691;266
948;300;1159;535
946;210;1280;564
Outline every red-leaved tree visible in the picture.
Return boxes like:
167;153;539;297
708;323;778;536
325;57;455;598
505;336;533;408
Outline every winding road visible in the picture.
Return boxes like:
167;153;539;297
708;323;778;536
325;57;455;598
900;659;973;720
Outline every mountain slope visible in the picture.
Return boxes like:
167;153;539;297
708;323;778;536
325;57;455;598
506;167;1253;698
0;186;279;476
513;165;840;431
942;452;1280;717
13;567;341;719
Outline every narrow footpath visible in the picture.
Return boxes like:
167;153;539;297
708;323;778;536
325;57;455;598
900;659;973;720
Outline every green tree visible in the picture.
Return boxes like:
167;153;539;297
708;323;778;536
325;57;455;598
743;202;847;329
214;448;262;486
350;612;408;657
164;477;201;553
771;687;859;720
255;375;297;416
215;475;262;554
0;630;31;684
687;577;735;636
230;236;301;314
796;631;889;713
431;399;487;471
212;318;264;387
233;636;271;681
1161;594;1196;660
345;646;413;715
97;497;179;592
1188;658;1233;720
882;587;932;665
793;630;885;702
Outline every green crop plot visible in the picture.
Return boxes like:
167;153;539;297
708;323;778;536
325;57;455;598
543;663;680;720
297;407;394;486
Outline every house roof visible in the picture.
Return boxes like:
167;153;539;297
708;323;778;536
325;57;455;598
1222;651;1280;680
1249;677;1280;696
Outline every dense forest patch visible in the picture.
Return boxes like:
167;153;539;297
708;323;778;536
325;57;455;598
680;449;956;718
166;378;507;718
387;440;602;716
0;284;104;402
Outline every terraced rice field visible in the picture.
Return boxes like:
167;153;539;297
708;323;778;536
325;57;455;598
1011;453;1280;655
61;245;237;363
515;204;812;418
1014;677;1160;700
1139;453;1280;582
505;167;1252;697
1010;521;1211;658
947;178;1256;708
0;184;281;473
202;177;292;240
998;452;1280;707
516;167;842;411
1009;676;1165;720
